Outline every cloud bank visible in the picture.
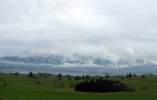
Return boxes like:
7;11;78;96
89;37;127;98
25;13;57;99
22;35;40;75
0;0;157;61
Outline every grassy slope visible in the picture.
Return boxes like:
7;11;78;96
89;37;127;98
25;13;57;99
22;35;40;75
0;75;157;100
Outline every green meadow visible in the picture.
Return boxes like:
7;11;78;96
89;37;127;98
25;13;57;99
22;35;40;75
0;74;157;100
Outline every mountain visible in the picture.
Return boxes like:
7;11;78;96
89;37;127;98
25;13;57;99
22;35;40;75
0;54;156;75
0;54;152;67
0;61;156;75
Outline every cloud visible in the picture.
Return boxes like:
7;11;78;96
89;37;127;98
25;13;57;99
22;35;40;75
0;0;157;60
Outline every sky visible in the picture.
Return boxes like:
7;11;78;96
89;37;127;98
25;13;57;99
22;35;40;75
0;0;157;60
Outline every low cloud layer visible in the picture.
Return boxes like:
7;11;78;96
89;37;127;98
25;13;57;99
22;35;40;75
0;0;157;61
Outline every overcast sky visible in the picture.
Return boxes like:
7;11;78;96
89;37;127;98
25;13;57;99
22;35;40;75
0;0;157;60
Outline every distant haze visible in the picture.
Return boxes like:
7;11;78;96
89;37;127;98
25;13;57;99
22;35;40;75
0;0;157;62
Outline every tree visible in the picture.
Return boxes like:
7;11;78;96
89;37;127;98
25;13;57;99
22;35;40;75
141;75;146;79
57;73;63;80
28;72;34;78
82;75;85;80
90;78;95;83
127;73;132;78
85;75;90;80
12;72;19;76
74;76;81;80
66;74;72;80
98;76;103;80
133;73;136;78
105;75;110;79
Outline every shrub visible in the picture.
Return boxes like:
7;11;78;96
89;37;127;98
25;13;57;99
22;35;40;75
75;79;133;92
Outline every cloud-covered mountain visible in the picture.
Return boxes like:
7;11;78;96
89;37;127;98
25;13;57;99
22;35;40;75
0;53;156;75
0;54;154;68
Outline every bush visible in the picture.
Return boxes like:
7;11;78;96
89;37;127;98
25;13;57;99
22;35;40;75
75;79;133;92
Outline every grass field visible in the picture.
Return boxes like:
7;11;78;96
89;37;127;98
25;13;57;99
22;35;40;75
0;74;157;100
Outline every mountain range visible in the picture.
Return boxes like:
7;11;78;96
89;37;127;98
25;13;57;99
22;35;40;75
0;54;157;75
